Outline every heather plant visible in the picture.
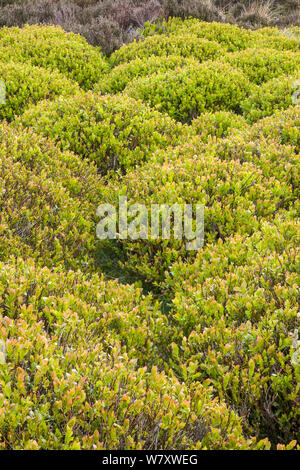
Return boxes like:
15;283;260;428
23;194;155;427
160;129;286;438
0;1;298;56
160;0;223;22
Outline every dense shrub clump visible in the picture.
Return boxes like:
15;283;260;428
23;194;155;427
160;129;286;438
95;55;200;94
0;122;100;270
0;61;79;121
143;18;254;51
163;217;300;443
0;258;271;450
239;106;300;147
125;61;251;122
109;34;225;66
0;24;108;89
241;74;300;123
251;27;300;51
17;92;190;172
144;19;300;51
97;131;297;283
0;1;298;55
0;19;299;450
190;111;249;142
205;130;300;186
222;48;300;84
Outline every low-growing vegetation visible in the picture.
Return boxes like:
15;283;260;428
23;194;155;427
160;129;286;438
241;74;300;123
16;92;190;173
0;1;298;54
0;15;299;451
0;24;108;89
95;55;200;94
109;34;225;66
125;62;252;122
0;61;79;120
0;122;100;269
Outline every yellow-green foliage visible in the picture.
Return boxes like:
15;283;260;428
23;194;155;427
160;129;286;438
163;217;300;442
98;131;297;283
241;75;300;123
0;61;79;121
223;48;300;84
0;122;100;269
251;27;300;52
96;108;299;284
240;106;300;147
17;92;190;173
0;25;108;89
143;19;254;52
205;131;300;187
0;19;299;450
190;111;249;142
95;55;200;94
287;26;300;39
109;34;225;66
0;258;270;450
125;62;251;122
143;19;300;52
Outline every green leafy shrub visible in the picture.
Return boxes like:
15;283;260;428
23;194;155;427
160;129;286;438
0;0;164;56
0;1;298;56
0;18;299;450
0;257;165;369
205;135;300;190
95;55;200;94
190;111;249;142
98;139;296;284
0;60;79;121
0;122;100;270
145;20;299;53
163;217;300;443
251;27;300;51
17;92;190;173
143;20;300;54
223;48;300;84
241;74;300;123
0;257;270;450
109;34;225;66
193;107;300;182
287;26;300;38
240;106;300;147
125;61;252;122
143;18;254;51
0;24;108;89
